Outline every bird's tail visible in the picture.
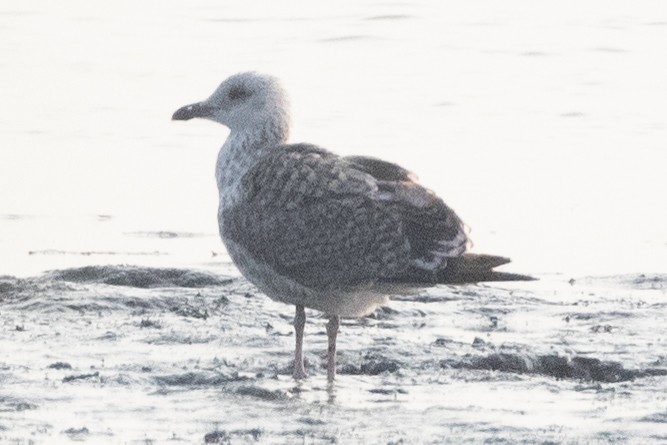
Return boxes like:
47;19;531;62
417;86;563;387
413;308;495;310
389;253;535;285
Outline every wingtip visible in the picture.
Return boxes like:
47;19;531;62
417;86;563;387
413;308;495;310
486;271;538;282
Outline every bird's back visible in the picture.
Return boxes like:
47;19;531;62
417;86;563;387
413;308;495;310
222;142;519;298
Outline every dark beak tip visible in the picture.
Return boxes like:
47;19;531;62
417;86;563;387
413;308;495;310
171;102;214;121
172;106;195;121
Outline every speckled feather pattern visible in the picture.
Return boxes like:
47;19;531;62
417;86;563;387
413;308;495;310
173;72;492;315
221;143;468;294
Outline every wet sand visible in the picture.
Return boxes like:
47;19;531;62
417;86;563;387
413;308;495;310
1;266;666;444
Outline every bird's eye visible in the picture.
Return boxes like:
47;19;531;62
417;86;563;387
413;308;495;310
228;86;250;101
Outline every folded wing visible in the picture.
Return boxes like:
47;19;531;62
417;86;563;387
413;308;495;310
222;145;523;291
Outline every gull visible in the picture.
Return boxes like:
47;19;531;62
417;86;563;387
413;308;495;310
173;72;532;381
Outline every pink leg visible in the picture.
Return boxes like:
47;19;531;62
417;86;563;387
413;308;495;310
293;305;307;379
326;315;340;382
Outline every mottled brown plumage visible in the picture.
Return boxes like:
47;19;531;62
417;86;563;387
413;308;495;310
172;72;533;382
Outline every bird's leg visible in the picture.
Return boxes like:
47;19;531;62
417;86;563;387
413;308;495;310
326;315;340;382
293;305;307;379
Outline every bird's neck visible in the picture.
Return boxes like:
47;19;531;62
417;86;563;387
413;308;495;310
215;122;289;209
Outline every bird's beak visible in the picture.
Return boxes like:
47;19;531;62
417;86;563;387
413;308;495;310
172;102;215;121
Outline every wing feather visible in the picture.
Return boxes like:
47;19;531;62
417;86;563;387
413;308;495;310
222;144;469;291
346;156;469;271
222;144;410;290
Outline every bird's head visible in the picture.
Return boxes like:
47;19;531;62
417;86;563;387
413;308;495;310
172;72;290;134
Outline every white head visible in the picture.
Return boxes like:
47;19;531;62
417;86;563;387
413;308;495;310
173;72;291;137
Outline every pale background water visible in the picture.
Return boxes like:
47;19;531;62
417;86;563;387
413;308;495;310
1;0;665;278
2;2;667;444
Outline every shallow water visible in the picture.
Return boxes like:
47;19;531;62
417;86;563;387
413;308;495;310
1;1;667;444
1;266;666;444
